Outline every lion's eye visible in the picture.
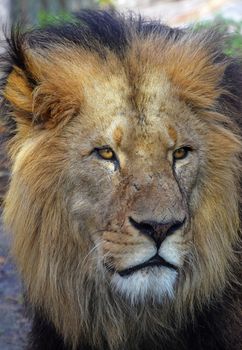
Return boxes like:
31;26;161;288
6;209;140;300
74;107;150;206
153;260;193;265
173;147;191;161
95;147;116;161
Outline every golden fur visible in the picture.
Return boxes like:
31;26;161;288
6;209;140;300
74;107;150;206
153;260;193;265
1;12;241;350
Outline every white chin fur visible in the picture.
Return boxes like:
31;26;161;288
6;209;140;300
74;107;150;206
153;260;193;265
111;266;177;304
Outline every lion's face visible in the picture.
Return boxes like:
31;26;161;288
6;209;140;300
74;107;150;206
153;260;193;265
65;72;202;303
2;16;241;348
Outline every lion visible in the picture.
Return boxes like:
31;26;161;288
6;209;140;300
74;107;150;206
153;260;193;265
0;9;242;350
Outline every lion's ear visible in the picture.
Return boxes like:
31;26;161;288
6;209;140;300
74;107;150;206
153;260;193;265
4;66;33;115
2;34;81;130
2;36;43;127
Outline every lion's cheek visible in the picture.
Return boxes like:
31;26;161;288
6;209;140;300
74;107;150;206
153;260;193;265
102;233;156;271
174;156;200;199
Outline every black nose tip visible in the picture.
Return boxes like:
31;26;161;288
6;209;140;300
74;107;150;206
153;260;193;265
129;217;186;248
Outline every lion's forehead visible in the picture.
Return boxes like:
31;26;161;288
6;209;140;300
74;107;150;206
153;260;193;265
43;46;197;136
82;66;175;119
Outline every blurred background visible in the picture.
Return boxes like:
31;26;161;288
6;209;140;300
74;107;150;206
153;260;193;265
0;1;242;350
0;0;242;27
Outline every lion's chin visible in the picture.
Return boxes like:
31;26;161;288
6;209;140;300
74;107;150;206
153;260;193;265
110;266;177;304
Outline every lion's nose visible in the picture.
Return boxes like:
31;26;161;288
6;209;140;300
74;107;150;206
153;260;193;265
129;216;186;248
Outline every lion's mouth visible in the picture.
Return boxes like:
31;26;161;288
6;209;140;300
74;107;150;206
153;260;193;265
118;254;178;277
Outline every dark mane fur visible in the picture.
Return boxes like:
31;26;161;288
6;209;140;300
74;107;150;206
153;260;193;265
29;284;242;350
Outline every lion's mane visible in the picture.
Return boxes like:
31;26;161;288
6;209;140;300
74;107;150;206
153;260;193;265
0;10;242;350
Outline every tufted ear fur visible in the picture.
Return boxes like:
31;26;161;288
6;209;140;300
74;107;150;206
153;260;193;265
1;31;82;131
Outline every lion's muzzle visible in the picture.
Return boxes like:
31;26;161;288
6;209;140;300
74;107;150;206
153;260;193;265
128;216;186;248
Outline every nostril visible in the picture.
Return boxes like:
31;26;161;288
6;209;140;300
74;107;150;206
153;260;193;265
166;217;186;236
129;217;155;236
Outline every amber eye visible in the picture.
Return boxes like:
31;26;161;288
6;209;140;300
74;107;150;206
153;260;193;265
173;147;191;161
96;147;116;161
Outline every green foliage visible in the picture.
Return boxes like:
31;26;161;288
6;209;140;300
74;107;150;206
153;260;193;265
37;0;115;27
197;16;242;56
37;10;76;27
97;0;115;6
